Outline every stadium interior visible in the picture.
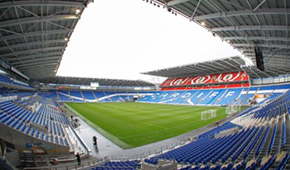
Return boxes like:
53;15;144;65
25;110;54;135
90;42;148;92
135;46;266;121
0;0;290;170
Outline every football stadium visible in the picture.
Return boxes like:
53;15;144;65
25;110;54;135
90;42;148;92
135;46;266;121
0;0;290;170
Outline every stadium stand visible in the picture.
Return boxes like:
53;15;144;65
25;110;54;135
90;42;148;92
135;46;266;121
69;91;85;102
87;88;290;170
141;90;290;169
2;62;290;170
82;91;96;100
216;88;242;105
47;90;143;103
137;83;290;106
1;70;290;169
57;90;72;102
166;91;188;104
0;75;34;90
0;88;93;167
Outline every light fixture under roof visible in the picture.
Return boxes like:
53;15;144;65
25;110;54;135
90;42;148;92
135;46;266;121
201;21;206;26
76;9;81;14
64;37;68;41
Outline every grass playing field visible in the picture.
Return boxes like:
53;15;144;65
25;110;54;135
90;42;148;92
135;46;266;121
66;102;228;149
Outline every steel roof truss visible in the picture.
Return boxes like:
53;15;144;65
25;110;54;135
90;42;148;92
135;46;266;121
0;29;70;42
0;15;79;29
0;46;64;57
12;56;59;66
0;1;83;9
193;9;289;21
10;52;62;63
17;62;57;69
0;39;65;51
211;25;289;32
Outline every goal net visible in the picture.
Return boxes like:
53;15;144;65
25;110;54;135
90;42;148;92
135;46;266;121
226;104;241;115
201;109;217;120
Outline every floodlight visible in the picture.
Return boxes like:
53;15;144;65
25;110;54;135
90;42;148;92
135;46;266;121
76;9;81;14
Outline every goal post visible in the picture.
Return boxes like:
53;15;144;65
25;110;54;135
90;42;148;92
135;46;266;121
226;104;241;115
201;109;217;120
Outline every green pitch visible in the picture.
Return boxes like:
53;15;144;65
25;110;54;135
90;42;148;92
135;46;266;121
66;102;228;149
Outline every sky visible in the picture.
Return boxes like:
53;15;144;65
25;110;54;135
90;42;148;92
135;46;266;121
57;0;243;83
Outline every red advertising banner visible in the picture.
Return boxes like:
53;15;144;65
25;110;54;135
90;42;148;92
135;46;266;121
161;71;249;87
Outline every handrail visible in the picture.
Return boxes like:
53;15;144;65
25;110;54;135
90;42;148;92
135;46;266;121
0;156;18;170
23;158;105;170
69;125;91;153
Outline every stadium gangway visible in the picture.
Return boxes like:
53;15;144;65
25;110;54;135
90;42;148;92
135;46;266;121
268;120;278;154
243;126;265;159
255;125;270;157
211;129;250;163
282;114;287;148
221;129;250;163
231;127;259;161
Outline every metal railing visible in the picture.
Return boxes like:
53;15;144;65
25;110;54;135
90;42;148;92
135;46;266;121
23;158;105;170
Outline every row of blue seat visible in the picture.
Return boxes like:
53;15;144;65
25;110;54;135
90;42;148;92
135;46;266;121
0;100;69;147
268;122;277;153
51;90;137;102
36;106;66;137
277;153;290;170
0;102;65;137
137;84;288;106
282;120;286;147
260;154;276;170
243;126;264;159
145;127;260;165
199;122;240;139
92;160;140;170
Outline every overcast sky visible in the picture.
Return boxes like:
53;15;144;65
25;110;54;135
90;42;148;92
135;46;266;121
57;0;243;83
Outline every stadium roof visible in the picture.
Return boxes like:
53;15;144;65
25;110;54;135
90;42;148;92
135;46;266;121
142;56;246;78
38;76;155;87
151;0;290;78
1;0;289;82
0;0;92;80
142;55;286;79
